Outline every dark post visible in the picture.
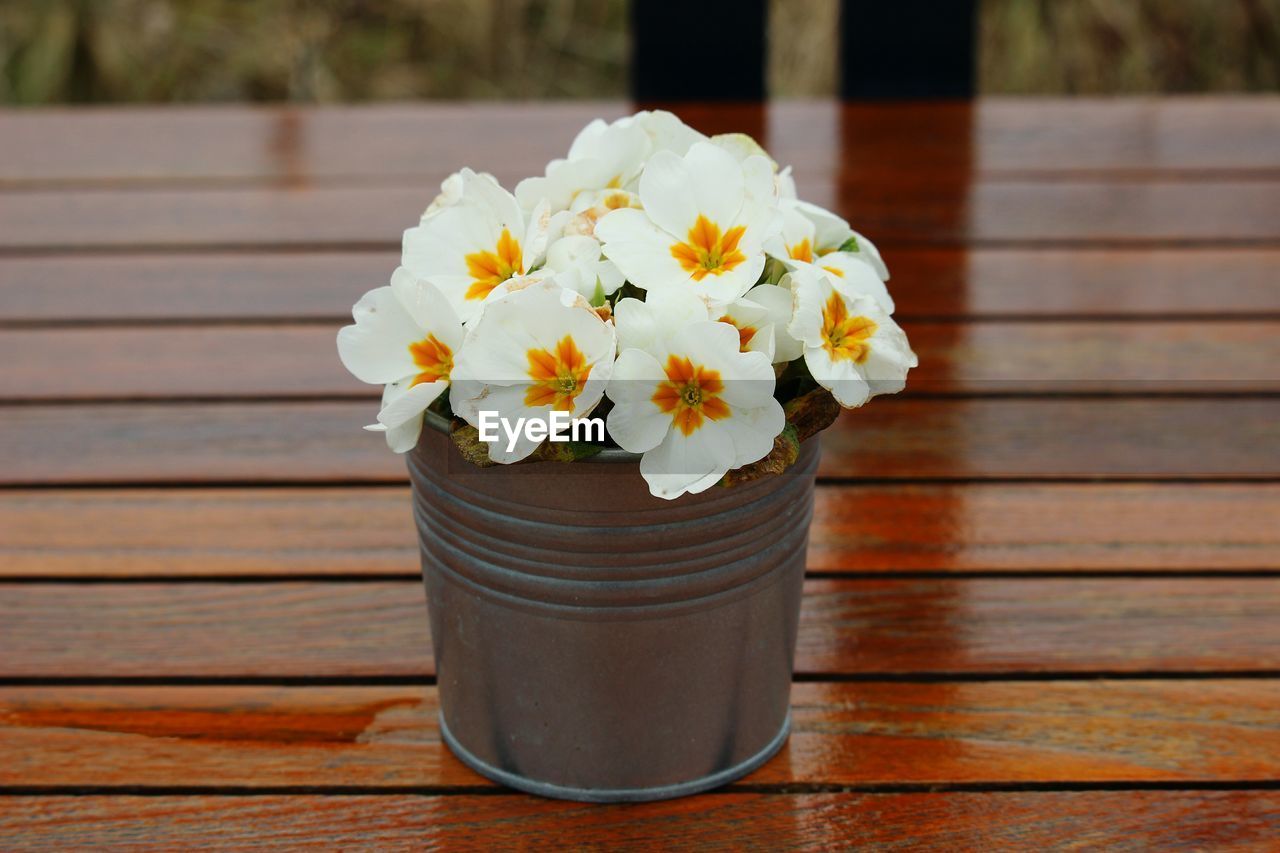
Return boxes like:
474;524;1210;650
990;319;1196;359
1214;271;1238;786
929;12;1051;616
840;0;976;98
631;0;767;101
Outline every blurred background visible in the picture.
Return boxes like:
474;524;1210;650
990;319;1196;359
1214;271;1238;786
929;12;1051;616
2;0;1277;104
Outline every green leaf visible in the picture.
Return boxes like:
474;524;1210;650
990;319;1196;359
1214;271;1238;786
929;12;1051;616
589;279;607;307
837;236;861;253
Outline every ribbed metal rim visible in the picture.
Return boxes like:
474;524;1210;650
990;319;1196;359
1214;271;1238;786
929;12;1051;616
423;407;641;463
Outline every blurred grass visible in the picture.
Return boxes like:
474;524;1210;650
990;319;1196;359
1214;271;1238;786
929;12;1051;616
1;0;1277;104
980;0;1280;94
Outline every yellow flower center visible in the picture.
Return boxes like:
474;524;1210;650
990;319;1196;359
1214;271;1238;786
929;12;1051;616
525;335;591;412
408;334;453;386
670;215;747;281
652;355;731;436
464;228;523;301
789;238;813;263
821;292;876;364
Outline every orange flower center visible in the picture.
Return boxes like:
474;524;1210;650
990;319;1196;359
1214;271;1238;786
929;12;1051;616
464;228;523;301
821;292;876;364
670;215;747;281
408;334;453;386
652;355;731;436
525;335;592;412
789;238;813;263
717;314;758;352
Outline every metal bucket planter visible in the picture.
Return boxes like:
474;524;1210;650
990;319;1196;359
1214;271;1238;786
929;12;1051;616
407;414;819;802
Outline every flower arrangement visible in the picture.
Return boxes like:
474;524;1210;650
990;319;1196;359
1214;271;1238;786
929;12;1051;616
337;111;917;499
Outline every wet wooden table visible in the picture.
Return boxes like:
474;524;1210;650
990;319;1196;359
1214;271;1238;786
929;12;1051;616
2;99;1279;848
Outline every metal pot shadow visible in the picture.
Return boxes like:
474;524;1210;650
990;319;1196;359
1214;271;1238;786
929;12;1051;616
407;413;819;802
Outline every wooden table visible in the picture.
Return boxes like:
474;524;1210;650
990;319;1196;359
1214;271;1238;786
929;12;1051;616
2;99;1279;848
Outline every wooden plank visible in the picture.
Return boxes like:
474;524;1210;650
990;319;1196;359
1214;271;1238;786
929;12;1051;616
2;579;1277;677
1;681;1278;786
14;791;1280;848
0;252;396;323
3;321;1276;401
5;249;1278;324
3;484;1278;579
4;792;1279;849
0;399;1274;486
3;100;1278;184
3;182;1279;252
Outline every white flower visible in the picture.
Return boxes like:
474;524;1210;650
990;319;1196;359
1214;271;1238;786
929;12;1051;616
564;188;643;239
542;234;625;302
716;283;803;363
595;141;780;307
770;193;889;281
402;169;555;325
336;268;464;452
789;251;894;314
515;117;651;213
450;277;617;463
606;321;784;500
786;266;916;408
613;288;712;355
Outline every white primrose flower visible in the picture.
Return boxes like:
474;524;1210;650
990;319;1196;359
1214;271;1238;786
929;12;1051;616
337;268;464;452
789;251;894;314
717;283;804;363
606;320;784;500
770;191;889;281
515;117;651;213
402;168;555;325
564;188;643;238
595;140;780;307
542;234;626;302
450;277;617;464
786;266;916;408
613;288;712;355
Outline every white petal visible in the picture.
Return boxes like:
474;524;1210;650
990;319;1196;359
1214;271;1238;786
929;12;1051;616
384;412;425;453
683;142;746;229
849;229;891;281
805;346;871;408
784;267;828;349
792;198;853;253
378;379;448;429
719;397;786;467
639;420;737;500
744;283;804;362
596;208;693;292
336;286;421;385
388;269;466;348
634;110;708;157
637;150;700;238
820;253;895;314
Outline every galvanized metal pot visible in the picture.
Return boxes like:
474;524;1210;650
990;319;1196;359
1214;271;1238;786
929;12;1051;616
407;419;819;803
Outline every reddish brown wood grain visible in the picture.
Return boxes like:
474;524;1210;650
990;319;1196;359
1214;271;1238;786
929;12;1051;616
2;682;1278;787
0;398;1274;486
2;579;1277;677
2;484;1278;578
3;100;1278;185
3;321;1276;400
4;181;1279;251
5;249;1278;323
2;792;1277;849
